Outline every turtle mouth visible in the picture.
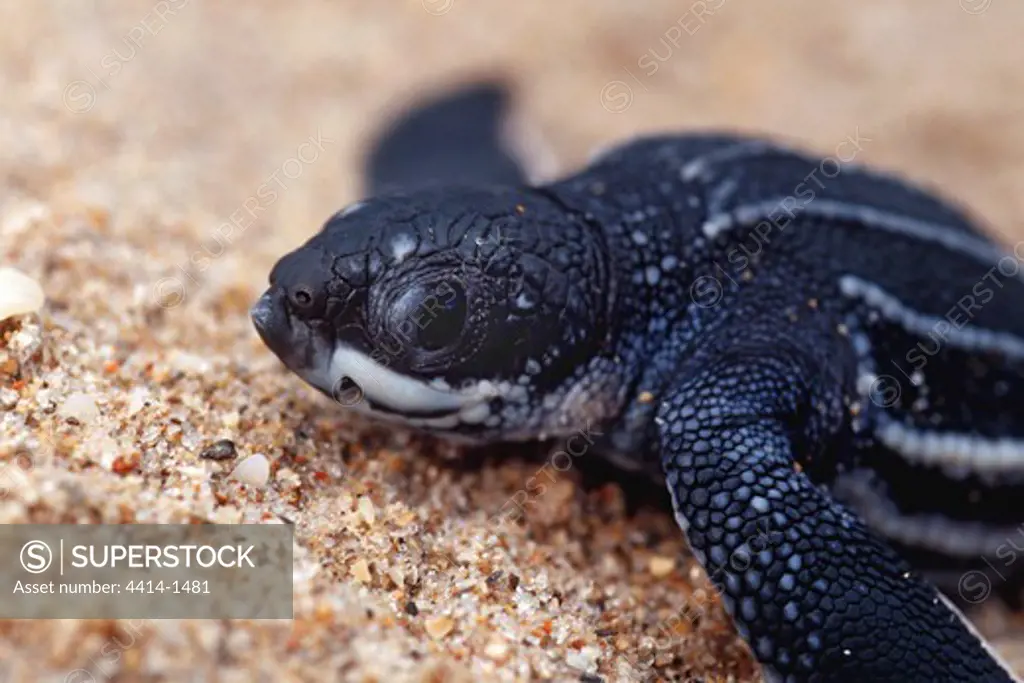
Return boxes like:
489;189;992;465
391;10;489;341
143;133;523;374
294;341;500;427
360;395;462;419
252;287;336;378
252;287;502;430
324;344;472;414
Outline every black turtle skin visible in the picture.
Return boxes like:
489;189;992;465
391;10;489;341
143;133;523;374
548;136;1022;682
253;90;1024;681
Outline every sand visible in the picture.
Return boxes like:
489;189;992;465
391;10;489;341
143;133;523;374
2;1;1024;681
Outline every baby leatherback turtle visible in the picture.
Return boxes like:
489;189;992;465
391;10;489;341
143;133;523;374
252;82;1024;682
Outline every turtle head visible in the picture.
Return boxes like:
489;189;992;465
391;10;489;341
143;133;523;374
251;186;615;442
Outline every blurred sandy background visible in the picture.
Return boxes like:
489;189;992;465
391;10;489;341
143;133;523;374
1;1;1023;681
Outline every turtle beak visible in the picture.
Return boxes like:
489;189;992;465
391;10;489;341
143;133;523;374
251;287;301;367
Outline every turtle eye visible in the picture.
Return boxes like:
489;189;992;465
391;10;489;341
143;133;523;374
416;284;468;351
289;285;315;309
389;281;469;353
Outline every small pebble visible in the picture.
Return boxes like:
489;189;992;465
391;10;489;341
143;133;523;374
424;616;454;639
125;388;151;415
275;467;301;489
357;496;376;525
200;439;238;461
649;555;676;578
404;600;419;616
1;201;50;237
213;505;242;524
0;267;44;321
351;558;372;583
9;328;39;354
387;566;406;588
484;637;510;662
393;509;417;527
59;391;101;424
230;453;270;487
0;388;19;410
566;646;601;674
168;349;212;375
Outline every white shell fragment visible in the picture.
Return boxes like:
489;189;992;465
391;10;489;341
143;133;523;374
59;391;101;424
0;267;45;321
230;453;271;487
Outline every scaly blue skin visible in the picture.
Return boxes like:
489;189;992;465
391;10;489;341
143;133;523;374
252;89;1024;682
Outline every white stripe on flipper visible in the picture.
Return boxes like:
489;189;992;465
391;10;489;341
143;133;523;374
839;275;1024;359
936;593;1024;683
705;175;739;216
702;198;1011;271
833;470;1021;557
837;471;1023;680
873;413;1024;478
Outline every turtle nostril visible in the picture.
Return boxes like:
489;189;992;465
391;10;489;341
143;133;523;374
289;285;315;309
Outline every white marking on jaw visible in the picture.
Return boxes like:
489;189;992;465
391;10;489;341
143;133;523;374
874;414;1024;479
840;275;1024;358
457;400;492;425
833;470;1019;556
300;344;498;428
330;345;471;412
408;413;461;429
702;199;1012;271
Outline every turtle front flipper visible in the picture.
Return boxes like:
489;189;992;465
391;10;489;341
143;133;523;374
363;80;528;195
656;339;1019;682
